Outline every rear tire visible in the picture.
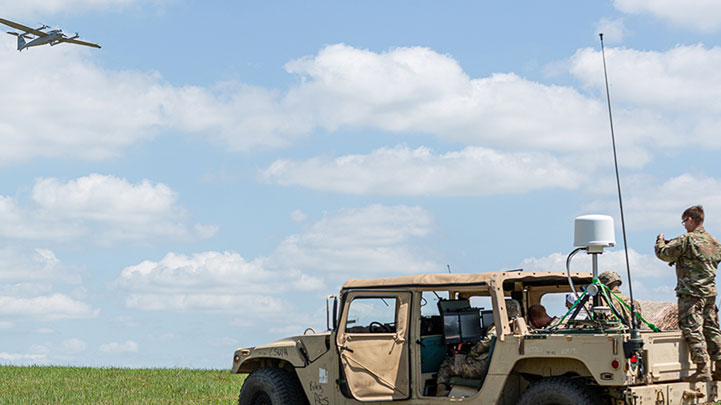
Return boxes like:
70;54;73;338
517;377;598;405
238;367;308;405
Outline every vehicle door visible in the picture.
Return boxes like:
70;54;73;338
336;290;411;402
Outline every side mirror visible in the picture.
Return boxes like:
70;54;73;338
326;295;339;331
333;297;338;330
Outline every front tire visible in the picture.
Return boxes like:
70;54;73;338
238;368;308;405
517;377;598;405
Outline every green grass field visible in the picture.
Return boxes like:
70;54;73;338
0;366;246;404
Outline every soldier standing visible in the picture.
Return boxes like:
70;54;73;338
655;205;721;382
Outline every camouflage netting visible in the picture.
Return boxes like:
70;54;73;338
638;300;678;331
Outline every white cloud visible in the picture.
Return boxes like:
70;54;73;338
210;337;239;347
0;195;85;240
571;45;721;112
584;174;721;232
596;18;626;43
33;175;178;222
520;248;667;279
63;338;87;354
118;252;275;293
0;247;79;284
0;1;163;18
0;41;711;177
271;205;438;274
262;145;581;196
0;174;215;243
115;251;308;314
570;45;721;149
0;294;99;320
0;247;97;320
0;41;164;163
0;352;47;365
284;44;613;153
99;340;138;354
0;42;664;167
0;39;302;163
125;294;286;313
290;209;308;223
117;205;439;313
519;248;676;302
29;344;50;354
614;0;721;32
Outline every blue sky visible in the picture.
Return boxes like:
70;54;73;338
2;0;721;368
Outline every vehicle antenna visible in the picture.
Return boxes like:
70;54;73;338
447;264;452;274
599;34;640;334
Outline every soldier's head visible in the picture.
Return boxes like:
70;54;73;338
682;205;704;232
505;299;521;320
598;271;622;290
528;304;553;329
565;294;576;309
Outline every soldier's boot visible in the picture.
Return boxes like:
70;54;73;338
436;383;450;397
682;362;712;382
712;361;721;381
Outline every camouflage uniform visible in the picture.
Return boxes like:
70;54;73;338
436;325;496;386
655;226;721;364
598;271;642;327
436;300;521;391
609;289;642;326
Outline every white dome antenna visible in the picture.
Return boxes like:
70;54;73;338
574;215;615;253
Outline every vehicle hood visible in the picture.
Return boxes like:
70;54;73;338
232;332;332;373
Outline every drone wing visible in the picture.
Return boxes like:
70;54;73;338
6;32;33;39
0;18;48;36
63;38;101;49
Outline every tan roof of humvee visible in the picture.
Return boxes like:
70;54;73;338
342;271;593;290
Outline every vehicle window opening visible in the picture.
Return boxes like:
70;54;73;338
419;290;500;397
345;296;398;333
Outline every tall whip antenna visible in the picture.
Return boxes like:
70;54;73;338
599;33;638;331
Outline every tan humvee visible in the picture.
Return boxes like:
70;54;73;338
232;271;717;404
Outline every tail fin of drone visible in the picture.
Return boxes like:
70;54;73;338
17;35;26;51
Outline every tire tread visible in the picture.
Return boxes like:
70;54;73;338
517;377;598;405
238;367;308;405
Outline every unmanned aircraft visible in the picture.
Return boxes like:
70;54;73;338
0;18;100;51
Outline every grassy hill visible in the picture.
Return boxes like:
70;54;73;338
0;366;245;404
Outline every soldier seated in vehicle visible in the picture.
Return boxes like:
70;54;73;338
527;304;557;330
565;294;588;320
598;270;642;327
435;299;522;396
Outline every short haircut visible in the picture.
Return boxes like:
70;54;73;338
527;304;548;320
683;205;705;224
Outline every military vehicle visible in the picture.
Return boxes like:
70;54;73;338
232;215;717;404
232;268;721;404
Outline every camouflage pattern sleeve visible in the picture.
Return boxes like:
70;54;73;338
655;234;687;263
469;325;496;358
671;228;721;297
